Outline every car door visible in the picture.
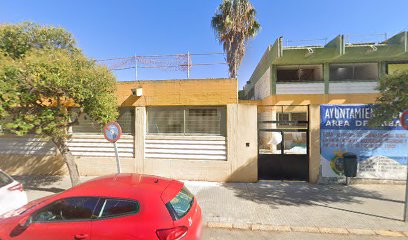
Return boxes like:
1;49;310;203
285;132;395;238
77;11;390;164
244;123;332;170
14;197;99;240
91;198;147;240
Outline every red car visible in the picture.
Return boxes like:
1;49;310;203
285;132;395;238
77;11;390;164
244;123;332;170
0;174;202;240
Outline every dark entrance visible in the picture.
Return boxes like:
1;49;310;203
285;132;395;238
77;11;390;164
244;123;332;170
258;105;309;181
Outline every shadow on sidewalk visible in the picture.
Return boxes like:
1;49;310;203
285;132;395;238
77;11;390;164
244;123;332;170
13;175;65;191
220;181;403;221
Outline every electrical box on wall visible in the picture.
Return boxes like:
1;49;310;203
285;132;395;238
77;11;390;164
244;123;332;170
131;87;143;97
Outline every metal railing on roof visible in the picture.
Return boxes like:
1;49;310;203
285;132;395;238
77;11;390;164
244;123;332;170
344;33;387;46
284;38;328;48
96;52;227;80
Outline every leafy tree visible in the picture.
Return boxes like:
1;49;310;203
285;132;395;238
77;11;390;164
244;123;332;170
238;90;246;100
212;0;260;78
370;70;408;126
0;22;118;186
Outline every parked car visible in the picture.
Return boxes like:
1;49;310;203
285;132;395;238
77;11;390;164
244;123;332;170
0;170;28;216
0;174;202;240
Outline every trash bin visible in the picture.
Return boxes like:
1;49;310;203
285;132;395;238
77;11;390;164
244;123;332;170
343;153;357;177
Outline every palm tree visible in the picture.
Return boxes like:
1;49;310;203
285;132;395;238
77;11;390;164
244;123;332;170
212;0;260;78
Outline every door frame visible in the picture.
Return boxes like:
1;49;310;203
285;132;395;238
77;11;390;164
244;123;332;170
257;105;310;181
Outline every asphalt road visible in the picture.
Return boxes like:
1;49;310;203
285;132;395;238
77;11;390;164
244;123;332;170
202;228;397;240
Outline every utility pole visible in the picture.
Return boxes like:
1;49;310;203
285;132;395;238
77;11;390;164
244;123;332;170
401;110;408;222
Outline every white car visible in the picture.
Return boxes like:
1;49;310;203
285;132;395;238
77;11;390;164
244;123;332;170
0;170;28;215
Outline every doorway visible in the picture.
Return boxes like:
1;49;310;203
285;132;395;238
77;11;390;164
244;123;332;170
258;105;309;181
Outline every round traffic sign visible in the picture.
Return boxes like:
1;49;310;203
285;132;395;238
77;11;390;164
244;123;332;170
103;122;122;143
401;110;408;131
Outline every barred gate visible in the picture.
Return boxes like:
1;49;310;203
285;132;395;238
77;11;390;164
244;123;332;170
258;105;309;180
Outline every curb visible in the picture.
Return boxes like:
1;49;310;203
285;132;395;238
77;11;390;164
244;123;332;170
205;221;408;238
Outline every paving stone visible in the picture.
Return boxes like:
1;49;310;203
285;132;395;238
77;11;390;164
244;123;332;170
232;223;251;230
374;230;405;237
290;226;320;233
250;224;291;232
318;227;349;235
347;228;376;235
207;221;233;229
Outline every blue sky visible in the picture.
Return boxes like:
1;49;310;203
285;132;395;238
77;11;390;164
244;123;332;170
1;0;407;89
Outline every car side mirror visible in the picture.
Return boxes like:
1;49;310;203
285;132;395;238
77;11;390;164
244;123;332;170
10;216;32;237
21;216;33;228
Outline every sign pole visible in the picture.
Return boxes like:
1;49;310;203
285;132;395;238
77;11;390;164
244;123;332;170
401;110;408;222
113;142;121;173
405;164;408;222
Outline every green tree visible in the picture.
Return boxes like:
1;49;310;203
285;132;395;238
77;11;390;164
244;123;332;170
212;0;260;78
370;70;408;126
0;23;118;186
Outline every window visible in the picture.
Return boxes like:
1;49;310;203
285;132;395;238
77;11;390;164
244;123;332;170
277;65;323;82
262;131;307;155
330;63;378;81
387;62;408;74
283;132;307;155
186;109;221;134
98;199;139;218
70;108;101;134
117;108;135;134
147;108;184;134
0;171;13;188
70;108;135;134
277;112;307;128
166;187;194;220
33;197;99;222
147;107;226;136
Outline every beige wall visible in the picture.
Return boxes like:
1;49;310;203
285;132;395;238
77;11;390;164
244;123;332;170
117;78;238;107
138;104;258;182
309;104;321;183
228;104;258;181
0;154;67;176
1;104;256;182
262;93;380;106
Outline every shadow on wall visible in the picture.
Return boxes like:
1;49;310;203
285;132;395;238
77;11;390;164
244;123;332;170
0;154;67;176
220;181;403;221
121;95;141;106
225;157;258;183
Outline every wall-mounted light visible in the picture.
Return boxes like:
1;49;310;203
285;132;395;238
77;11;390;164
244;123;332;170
305;48;314;57
131;87;143;96
366;45;378;54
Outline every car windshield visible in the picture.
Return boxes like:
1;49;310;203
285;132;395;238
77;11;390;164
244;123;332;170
0;171;13;188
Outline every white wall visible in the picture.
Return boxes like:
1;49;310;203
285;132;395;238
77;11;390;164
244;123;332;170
0;134;135;158
329;82;379;94
254;67;271;100
145;135;227;160
276;83;325;94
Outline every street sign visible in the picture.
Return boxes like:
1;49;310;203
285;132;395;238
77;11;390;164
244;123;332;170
103;122;122;143
401;110;408;131
103;122;123;173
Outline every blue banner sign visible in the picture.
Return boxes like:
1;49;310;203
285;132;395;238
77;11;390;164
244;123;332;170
320;104;408;179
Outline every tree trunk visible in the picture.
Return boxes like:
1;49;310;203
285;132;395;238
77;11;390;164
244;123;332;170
53;138;80;186
63;150;81;186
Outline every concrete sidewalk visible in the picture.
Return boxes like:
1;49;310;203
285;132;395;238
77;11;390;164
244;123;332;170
18;176;408;236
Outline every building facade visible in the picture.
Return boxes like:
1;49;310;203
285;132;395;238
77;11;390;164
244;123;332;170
243;32;408;183
0;78;258;182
